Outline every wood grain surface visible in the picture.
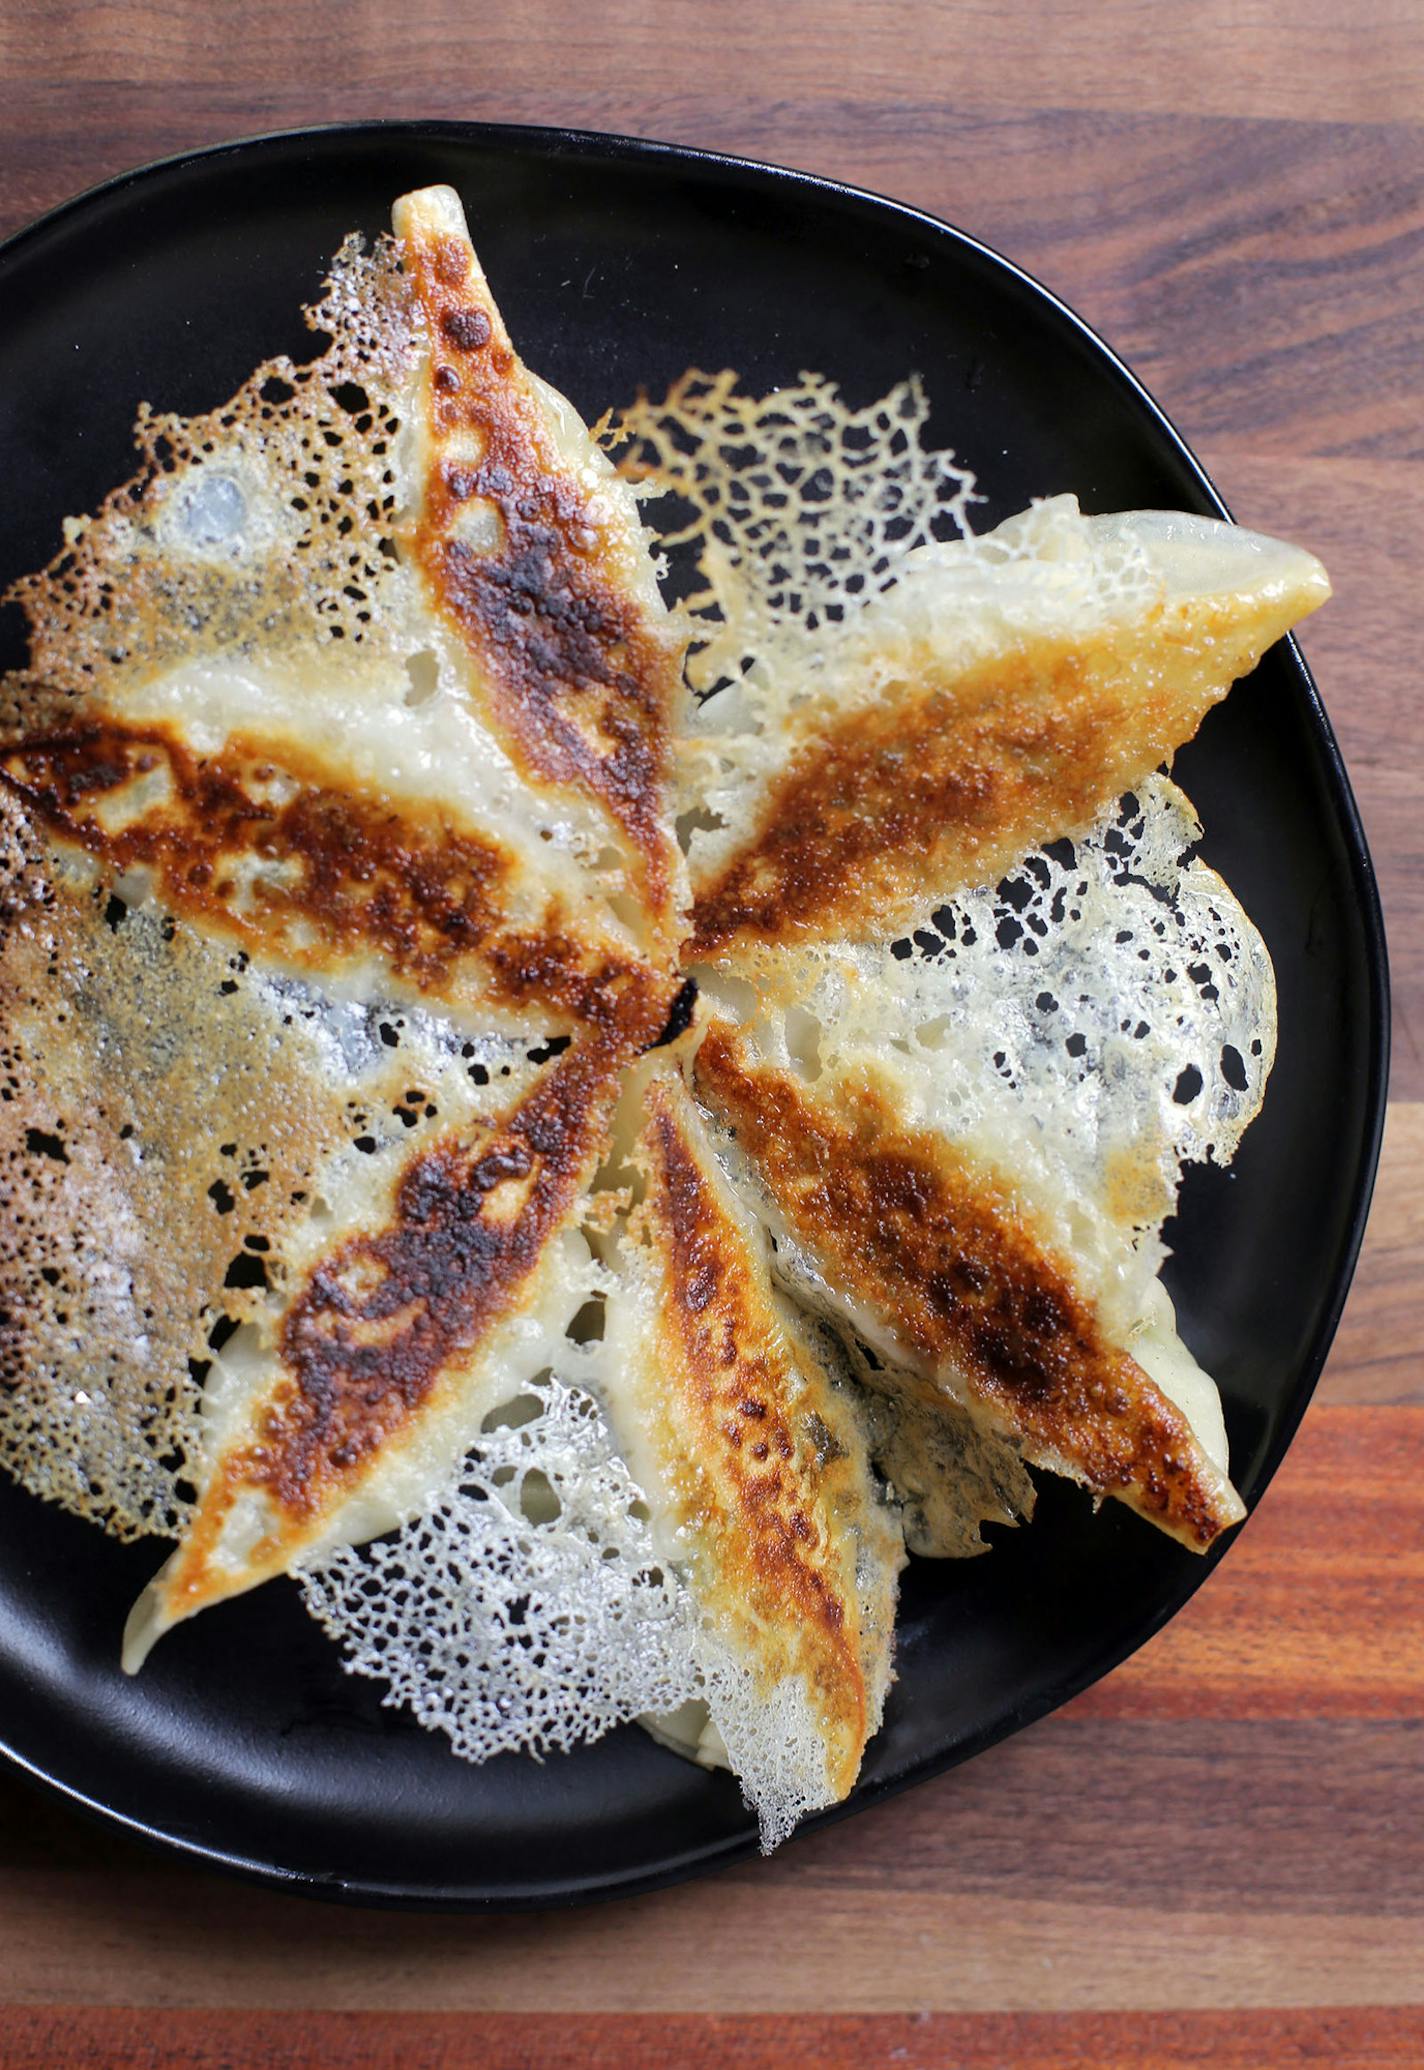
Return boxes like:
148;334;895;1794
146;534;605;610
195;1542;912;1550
0;2;1419;2064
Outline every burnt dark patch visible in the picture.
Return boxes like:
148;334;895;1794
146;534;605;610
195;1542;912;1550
242;1041;623;1515
441;307;492;352
695;1024;1233;1550
650;977;697;1050
1;720;652;1029
410;257;678;900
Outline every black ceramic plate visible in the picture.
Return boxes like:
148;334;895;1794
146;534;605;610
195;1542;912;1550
0;122;1388;1908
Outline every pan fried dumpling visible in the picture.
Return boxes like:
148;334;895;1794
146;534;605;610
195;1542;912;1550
696;1015;1244;1551
686;496;1329;960
121;1035;630;1669
609;376;1324;964
0;183;692;1667
391;186;687;963
0;792;573;1548
0;186;686;1037
599;1063;904;1846
691;775;1274;1549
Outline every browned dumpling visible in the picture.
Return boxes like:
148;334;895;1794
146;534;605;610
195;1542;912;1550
599;1063;903;1842
694;1016;1243;1552
678;497;1328;967
0;185;685;1040
0;190;1329;1848
0;187;683;1667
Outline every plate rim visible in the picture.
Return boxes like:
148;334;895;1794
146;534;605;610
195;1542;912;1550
0;116;1392;1911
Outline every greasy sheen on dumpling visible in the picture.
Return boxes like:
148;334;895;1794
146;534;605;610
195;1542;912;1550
599;1063;903;1843
686;776;1272;1549
684;497;1329;962
0;200;1329;1848
0;185;686;1040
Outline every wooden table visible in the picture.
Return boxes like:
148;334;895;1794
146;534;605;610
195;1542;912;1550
0;4;1419;2063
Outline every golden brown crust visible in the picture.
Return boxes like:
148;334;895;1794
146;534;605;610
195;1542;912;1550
0;194;699;1660
157;1028;641;1621
634;1071;881;1795
693;1021;1241;1550
0;779;515;1543
691;613;1249;959
1;721;650;1030
399;211;683;943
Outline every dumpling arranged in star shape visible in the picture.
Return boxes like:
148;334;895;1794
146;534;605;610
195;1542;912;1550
0;189;1328;1848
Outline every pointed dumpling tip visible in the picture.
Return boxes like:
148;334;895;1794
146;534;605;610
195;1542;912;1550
1087;508;1331;618
391;183;472;247
120;1568;176;1675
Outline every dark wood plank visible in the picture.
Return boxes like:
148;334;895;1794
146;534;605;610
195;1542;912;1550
3;1717;1419;1913
0;1865;1420;2010
1207;464;1420;1097
4;2007;1424;2069
1318;1106;1424;1405
2;0;1423;122
1;95;1417;473
1069;1406;1424;1719
0;1716;1418;2007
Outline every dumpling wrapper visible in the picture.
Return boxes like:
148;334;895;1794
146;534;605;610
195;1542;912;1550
392;185;687;967
685;496;1330;964
121;1035;629;1670
600;1062;904;1843
694;1012;1244;1552
0;184;686;1039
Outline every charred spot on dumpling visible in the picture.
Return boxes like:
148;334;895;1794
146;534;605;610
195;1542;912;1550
394;187;686;933
595;1065;904;1838
693;1019;1244;1552
441;307;491;352
0;720;658;1032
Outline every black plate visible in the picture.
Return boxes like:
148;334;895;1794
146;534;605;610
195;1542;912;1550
0;122;1389;1908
